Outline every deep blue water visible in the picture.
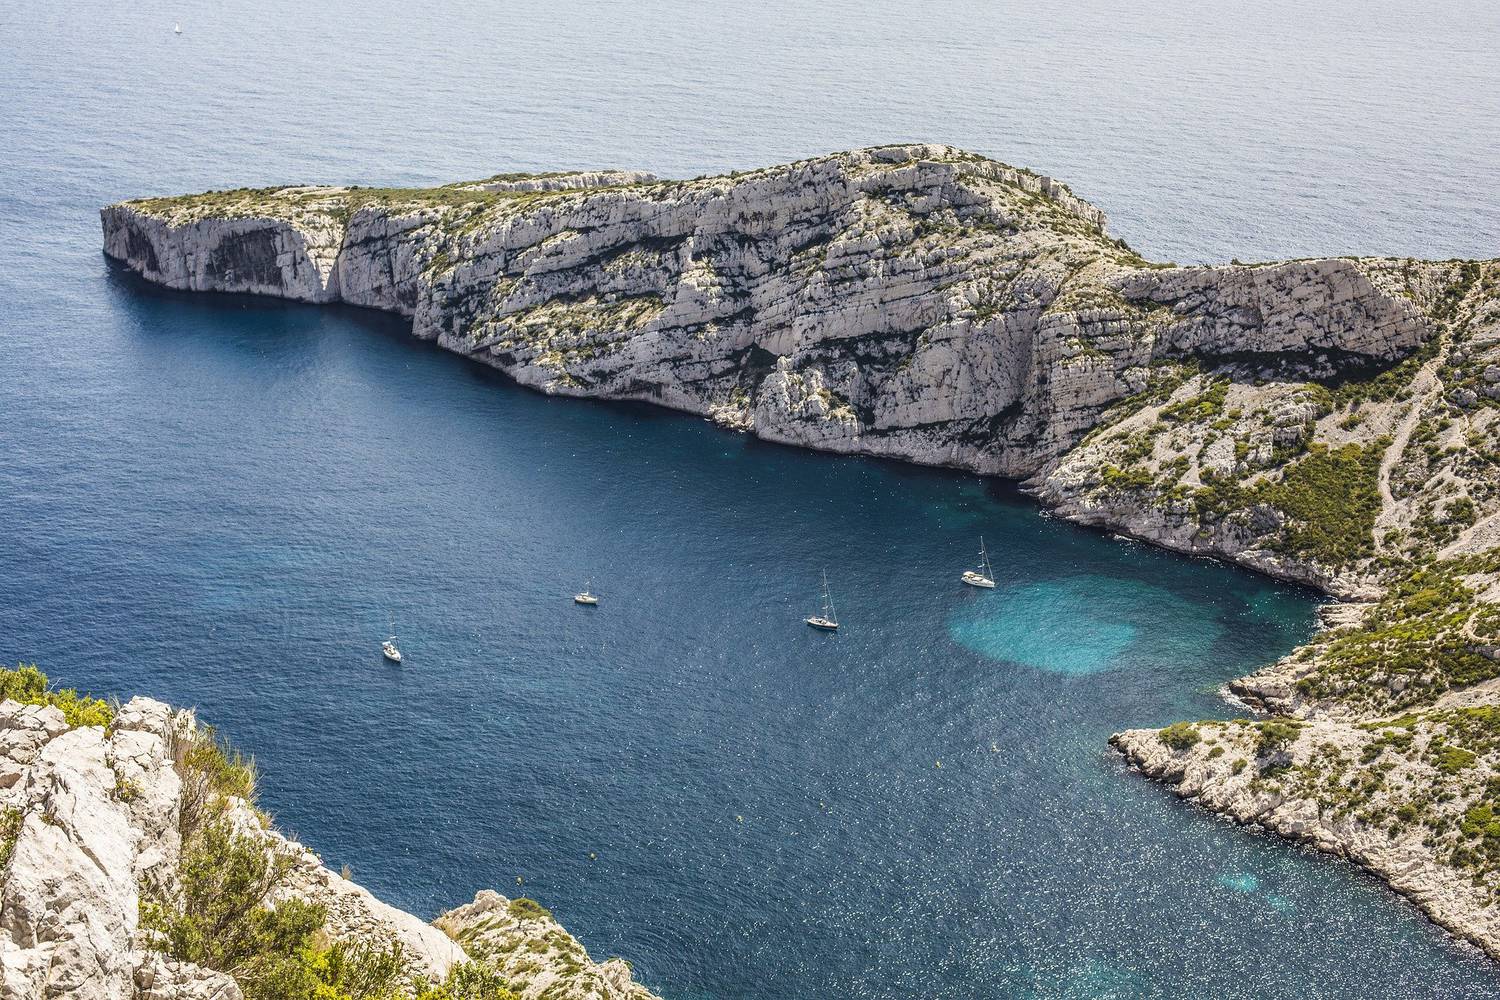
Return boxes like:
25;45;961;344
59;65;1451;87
4;2;1500;997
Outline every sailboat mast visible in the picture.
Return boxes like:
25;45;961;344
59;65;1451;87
822;570;837;623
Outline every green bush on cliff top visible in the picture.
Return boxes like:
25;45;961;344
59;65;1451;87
0;663;113;728
1158;722;1201;751
1255;720;1303;758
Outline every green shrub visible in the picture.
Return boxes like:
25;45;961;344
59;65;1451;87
173;725;257;843
1158;722;1201;751
0;664;113;728
304;940;408;1000
1255;720;1303;758
1160;379;1229;423
415;963;519;1000
507;897;552;921
1259;441;1386;566
142;819;326;1000
0;808;22;869
1431;743;1477;775
1101;464;1155;491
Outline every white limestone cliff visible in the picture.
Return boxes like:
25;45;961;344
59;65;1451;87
0;695;658;1000
102;144;1487;597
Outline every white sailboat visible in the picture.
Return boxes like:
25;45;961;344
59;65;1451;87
961;536;996;588
173;23;182;34
381;636;402;662
574;580;599;605
805;570;839;630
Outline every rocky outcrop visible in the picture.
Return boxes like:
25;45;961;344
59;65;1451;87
435;891;655;1000
0;686;659;1000
464;170;659;193
255;817;467;981
0;699;177;1000
1112;259;1434;364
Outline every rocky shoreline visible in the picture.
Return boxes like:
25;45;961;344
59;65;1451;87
99;146;1500;962
1111;717;1500;961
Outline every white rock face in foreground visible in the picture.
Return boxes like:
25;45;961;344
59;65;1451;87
0;696;659;1000
0;698;199;999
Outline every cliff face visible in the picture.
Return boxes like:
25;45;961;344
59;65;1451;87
91;151;1420;464
100;145;1492;596
0;678;658;1000
101;145;1500;960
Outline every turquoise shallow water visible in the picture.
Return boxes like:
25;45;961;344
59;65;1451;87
949;576;1221;675
3;2;1500;997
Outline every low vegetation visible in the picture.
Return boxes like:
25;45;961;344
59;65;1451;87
1290;551;1500;712
1158;722;1201;751
0;807;22;870
1256;440;1387;566
0;663;113;728
142;721;525;999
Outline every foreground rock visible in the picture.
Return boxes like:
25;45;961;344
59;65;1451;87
436;891;654;1000
0;671;659;1000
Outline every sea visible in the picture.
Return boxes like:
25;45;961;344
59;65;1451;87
2;1;1498;996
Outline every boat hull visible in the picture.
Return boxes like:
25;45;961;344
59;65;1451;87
961;573;996;588
805;617;839;630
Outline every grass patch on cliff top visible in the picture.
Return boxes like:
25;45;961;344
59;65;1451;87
127;182;584;228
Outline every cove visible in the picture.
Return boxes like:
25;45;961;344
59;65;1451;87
6;0;1500;991
3;276;1495;997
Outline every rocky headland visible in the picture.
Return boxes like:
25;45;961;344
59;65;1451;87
0;666;657;1000
101;146;1500;960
